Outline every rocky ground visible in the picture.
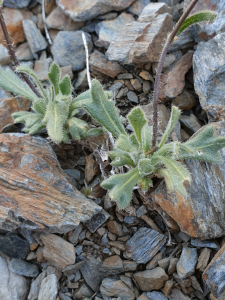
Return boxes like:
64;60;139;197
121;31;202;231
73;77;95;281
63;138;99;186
0;0;225;299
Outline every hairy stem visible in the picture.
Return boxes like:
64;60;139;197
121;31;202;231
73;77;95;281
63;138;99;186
0;6;41;97
152;0;199;147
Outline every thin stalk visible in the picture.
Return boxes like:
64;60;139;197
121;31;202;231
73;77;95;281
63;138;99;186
0;6;41;97
152;0;199;147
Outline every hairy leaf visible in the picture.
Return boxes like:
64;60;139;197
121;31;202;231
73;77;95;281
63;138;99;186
82;80;126;138
138;177;153;192
101;168;140;209
0;67;37;101
32;99;46;115
28;121;45;135
68;117;89;140
13;112;42;128
59;75;71;96
48;63;60;95
110;148;135;167
138;158;154;176
86;128;102;137
127;107;147;145
141;123;152;152
115;134;137;153
157;168;174;191
129;134;140;149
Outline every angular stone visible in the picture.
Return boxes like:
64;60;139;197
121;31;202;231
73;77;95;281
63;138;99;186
163;280;174;296
168;289;191;300
46;6;84;31
74;283;93;299
138;2;171;22
191;238;219;250
177;247;198;279
90;51;126;78
127;91;138;103
23;20;48;54
85;153;100;184
106;13;173;64
193;33;225;115
51;31;93;71
68;224;82;244
100;278;135;300
146;252;163;270
0;252;29;300
41;234;75;271
136;205;147;217
107;221;123;236
84;209;109;233
0;134;102;233
203;243;225;300
60;66;73;80
10;258;39;277
158;52;193;101
196;248;211;273
128;0;150;16
34;58;52;81
95;13;134;48
172;90;196;111
4;0;32;8
56;0;136;22
63;260;86;276
179;113;202;134
134;267;168;292
38;274;58;300
28;271;47;300
125;227;166;264
183;0;219;15
0;44;11;66
168;258;179;275
15;42;34;61
0;8;35;46
74;69;88;90
100;255;123;274
147;291;168;300
0;234;29;260
0;97;31;131
152;51;182;74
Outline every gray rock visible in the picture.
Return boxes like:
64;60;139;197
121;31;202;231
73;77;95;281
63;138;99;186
74;283;93;299
125;227;167;264
177;247;198;279
84;209;110;233
64;169;81;181
74;69;88;90
23;20;48;54
0;252;29;300
38;274;58;300
147;291;168;300
56;0;136;22
0;44;11;66
0;234;29;260
134;267;168;292
191;238;219;250
58;292;72;300
168;289;191;300
168;27;195;53
34;58;52;81
3;0;32;8
100;278;135;300
76;245;83;255
179;113;202;134
95;13;134;48
193;33;225;111
15;42;34;61
127;91;138;103
10;258;39;277
63;260;86;277
136;205;147;217
28;271;47;300
68;223;82;244
178;231;191;242
51;31;93;71
128;0;150;16
138;2;171;23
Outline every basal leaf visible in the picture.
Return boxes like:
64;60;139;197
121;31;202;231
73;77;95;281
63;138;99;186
138;158;154;176
138;176;153;192
32;99;46;115
129;134;140;149
28;121;45;135
115;134;137;153
101;168;141;209
110;148;135;167
82;80;126;138
86;128;102;137
141;123;152;152
59;75;71;96
48;63;60;95
127;107;147;145
68;117;89;140
157;168;174;191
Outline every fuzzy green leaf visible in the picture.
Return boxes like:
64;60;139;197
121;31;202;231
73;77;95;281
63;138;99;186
138;177;153;192
129;151;145;165
159;106;181;148
32;99;46;115
48;63;60;95
28;121;45;135
127;107;147;145
129;134;140;149
101;168;141;209
115;134;138;153
82;80;126;138
59;75;71;96
12;111;32;120
138;158;154;176
157;168;174;191
86;128;102;137
141;123;152;152
68;117;89;140
177;11;217;37
0;67;38;101
110;148;135;167
13;111;42;128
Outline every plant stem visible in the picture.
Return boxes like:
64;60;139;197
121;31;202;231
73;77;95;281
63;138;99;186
0;6;41;97
152;0;199;147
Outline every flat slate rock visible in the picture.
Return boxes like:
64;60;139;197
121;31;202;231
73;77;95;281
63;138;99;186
0;133;102;234
147;291;168;300
152;122;225;239
38;274;58;300
10;258;39;277
125;227;166;264
191;238;219;250
100;278;135;300
3;0;32;8
177;247;198;279
168;289;191;300
0;234;29;260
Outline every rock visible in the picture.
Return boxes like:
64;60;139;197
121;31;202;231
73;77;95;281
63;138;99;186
177;247;198;279
168;258;179;275
136;205;147;217
191;238;219;250
147;291;168;300
108;240;125;251
0;8;35;46
0;233;29;259
84;209;110;233
125;227;166;264
134;267;168;292
152;51;182;74
190;275;203;293
158;52;194;101
107;221;123;236
146;252;163;270
203;243;225;300
127;91;139;103
60;66;73;80
3;0;32;8
168;289;191;300
139;70;154;82
178;231;191;242
95;13;134;48
68;224;82;244
179;113;202;134
58;293;72;300
46;6;84;31
0;252;29;300
0;87;11;99
128;0;150;16
0;97;31;131
163;280;174;297
0;134;102;233
74;69;88;90
138;2;171;22
100;278;135;300
56;0;136;22
99;12;118;20
41;234;75;271
172;91;196;110
38;274;58;300
90;51;126;78
193;33;225;115
100;255;123;274
10;258;39;277
74;283;94;299
85;153;100;184
137;294;150;300
63;260;86;276
158;257;171;270
196;248;211;272
28;271;47;300
34;58;52;81
0;44;11;65
23;20;48;54
46;266;62;280
51;31;93;71
131;79;142;92
106;13;173;64
183;0;219;15
15;42;34;61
